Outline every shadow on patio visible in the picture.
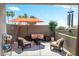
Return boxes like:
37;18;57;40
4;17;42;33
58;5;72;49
11;42;67;56
51;48;67;56
12;43;45;54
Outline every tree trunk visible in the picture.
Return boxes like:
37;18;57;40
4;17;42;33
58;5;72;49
8;17;9;24
50;31;56;41
50;31;53;37
53;31;56;41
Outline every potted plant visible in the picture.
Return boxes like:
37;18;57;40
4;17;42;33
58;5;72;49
48;21;58;41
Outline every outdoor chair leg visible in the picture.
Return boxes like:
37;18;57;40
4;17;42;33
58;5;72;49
60;47;63;52
59;49;61;52
22;46;24;51
59;48;62;52
18;46;19;48
29;44;31;48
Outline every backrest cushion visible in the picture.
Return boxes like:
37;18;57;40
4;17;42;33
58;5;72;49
57;38;64;46
18;37;26;43
7;35;12;40
31;34;38;39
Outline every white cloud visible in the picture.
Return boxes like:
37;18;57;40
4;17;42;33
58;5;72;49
54;5;77;10
57;19;67;27
58;5;71;9
8;7;20;11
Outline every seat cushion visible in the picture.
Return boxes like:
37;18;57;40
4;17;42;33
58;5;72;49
18;37;25;40
51;38;64;47
50;41;59;47
37;34;44;39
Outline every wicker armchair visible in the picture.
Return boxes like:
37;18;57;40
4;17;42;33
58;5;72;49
17;37;31;50
50;38;64;52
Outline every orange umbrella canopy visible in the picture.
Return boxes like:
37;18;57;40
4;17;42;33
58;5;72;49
10;18;43;35
10;18;43;22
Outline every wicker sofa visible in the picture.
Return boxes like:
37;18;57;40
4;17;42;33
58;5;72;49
31;34;45;45
31;34;44;40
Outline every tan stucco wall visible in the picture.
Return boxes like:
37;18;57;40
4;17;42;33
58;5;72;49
0;4;6;56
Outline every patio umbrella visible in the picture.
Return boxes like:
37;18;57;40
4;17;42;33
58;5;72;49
10;18;43;36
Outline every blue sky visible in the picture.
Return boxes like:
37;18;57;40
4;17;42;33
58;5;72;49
6;4;78;27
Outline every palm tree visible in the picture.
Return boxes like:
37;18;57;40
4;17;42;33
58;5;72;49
23;14;28;18
10;11;15;24
18;15;23;18
30;16;36;18
48;21;58;41
28;16;37;25
18;14;28;18
18;14;28;24
10;11;15;19
6;11;10;24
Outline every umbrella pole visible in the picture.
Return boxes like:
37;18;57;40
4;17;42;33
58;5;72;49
18;26;20;37
27;24;28;36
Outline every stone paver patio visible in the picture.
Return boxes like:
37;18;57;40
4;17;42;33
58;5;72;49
5;42;67;56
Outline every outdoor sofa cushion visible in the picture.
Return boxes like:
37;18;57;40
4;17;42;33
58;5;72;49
31;34;38;39
31;34;44;39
